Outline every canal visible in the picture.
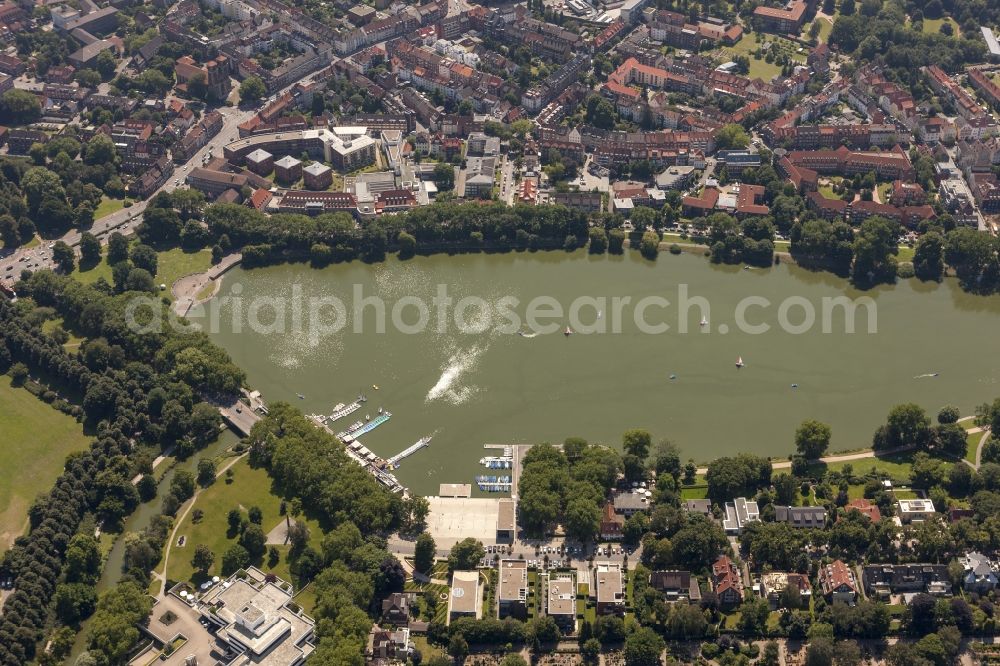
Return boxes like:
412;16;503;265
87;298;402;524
198;250;1000;496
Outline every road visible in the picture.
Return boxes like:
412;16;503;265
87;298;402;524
497;154;516;205
0;100;257;278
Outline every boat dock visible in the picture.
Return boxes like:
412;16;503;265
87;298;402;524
386;436;431;468
341;411;391;442
328;395;366;423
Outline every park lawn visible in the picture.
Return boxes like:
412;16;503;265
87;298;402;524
412;636;445;660
774;240;791;253
41;317;85;348
719;32;807;80
404;580;449;623
896;245;915;262
810;451;923;482
94;196;126;220
154;247;213;289
847;483;868;500
662;233;707;247
813;17;833;42
680;485;709;500
922;16;959;36
74;253;114;285
292;583;318;615
966;431;984;464
0;374;92;551
166;458;322;586
877;182;893;205
73;247;213;295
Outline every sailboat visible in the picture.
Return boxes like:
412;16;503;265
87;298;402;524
735;356;745;369
700;316;708;327
564;326;573;336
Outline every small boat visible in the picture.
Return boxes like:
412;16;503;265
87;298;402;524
564;326;573;336
296;393;305;399
736;356;745;368
365;414;371;421
378;406;383;415
700;317;707;327
372;384;379;390
791;383;798;388
669;374;677;380
597;310;603;319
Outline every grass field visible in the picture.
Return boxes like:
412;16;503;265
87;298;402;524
897;245;915;262
74;247;213;296
967;431;985;464
719;32;807;81
166;458;321;586
41;317;85;349
94;196;126;220
662;233;708;247
680;485;709;500
0;374;92;550
808;451;924;482
921;16;959;36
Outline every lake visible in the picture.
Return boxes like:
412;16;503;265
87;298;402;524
202;250;1000;496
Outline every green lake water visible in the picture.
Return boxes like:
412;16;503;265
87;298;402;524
202;250;1000;496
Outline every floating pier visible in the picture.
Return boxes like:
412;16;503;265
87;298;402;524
340;411;392;442
329;395;367;423
386;436;432;468
475;475;513;493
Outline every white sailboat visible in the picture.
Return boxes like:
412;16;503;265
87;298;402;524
700;316;708;327
735;356;745;368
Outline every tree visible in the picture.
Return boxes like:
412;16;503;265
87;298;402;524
415;532;436;574
448;634;469;663
806;637;834;666
883;403;931;449
107;232;129;265
738;597;770;636
639;231;659;259
197;459;216;487
913;232;945;282
937;406;960;425
221;544;250;575
130;243;158;276
773;472;798;505
565;496;601;542
796;420;832;459
716;124;750;150
0;89;41;124
240;524;266;559
79;232;101;266
581;638;601;663
432;163;455;191
448;538;485;571
623;429;652;460
529;616;560;645
239;76;267;103
623;627;664;666
191;544;215;573
52;241;75;273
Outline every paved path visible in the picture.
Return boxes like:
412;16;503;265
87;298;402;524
975;429;991;470
694;444;917;475
171;252;242;316
156;452;248;598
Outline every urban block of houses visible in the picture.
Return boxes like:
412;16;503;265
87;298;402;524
722;497;760;535
862;564;951;599
753;0;809;34
711;555;744;608
448;570;482;624
498;560;528;619
897;498;936;524
649;570;702;603
136;567;315;666
818;559;858;604
547;575;577;633
225;128;377;173
594;563;625;615
774;505;827;529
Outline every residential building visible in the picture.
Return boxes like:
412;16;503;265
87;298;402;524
497;560;528;619
547;575;576;633
175;54;231;100
366;624;412;665
722;497;759;535
274;156;303;185
759;572;811;608
897;498;936;524
594;564;625;615
649;571;702;603
753;0;809;34
783;145;914;181
276;190;358;215
683;499;712;518
716;150;762;176
600;502;625;541
246;149;275;176
303;162;333;190
448;570;482;623
712;555;743;608
187;168;252;198
983;27;1000;62
381;592;411;625
960;552;999;593
841;498;882;523
818;559;858;604
774;505;827;529
862;564;951;599
7;129;47;155
551;191;602;212
225;128;376;173
463;156;495;198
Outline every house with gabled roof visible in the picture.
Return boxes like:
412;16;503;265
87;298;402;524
819;559;858;604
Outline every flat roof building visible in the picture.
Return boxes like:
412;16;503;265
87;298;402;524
448;570;482;623
595;564;625;615
547;575;576;633
497;560;528;619
496;498;516;542
723;497;760;535
982;27;1000;61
